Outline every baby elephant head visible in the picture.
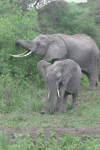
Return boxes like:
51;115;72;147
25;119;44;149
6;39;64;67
37;60;77;100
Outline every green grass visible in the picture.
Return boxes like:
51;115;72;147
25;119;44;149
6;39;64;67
0;74;100;148
0;129;100;150
0;74;100;128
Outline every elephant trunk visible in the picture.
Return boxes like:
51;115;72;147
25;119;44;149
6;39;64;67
10;40;36;58
48;88;60;99
15;40;32;51
48;83;57;114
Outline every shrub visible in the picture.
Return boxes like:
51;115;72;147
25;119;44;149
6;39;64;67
0;0;41;82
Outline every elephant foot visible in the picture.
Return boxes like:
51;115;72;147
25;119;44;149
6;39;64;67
40;110;48;115
54;111;62;115
50;110;55;115
87;86;96;90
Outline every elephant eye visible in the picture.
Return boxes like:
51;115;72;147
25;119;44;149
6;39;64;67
37;42;40;46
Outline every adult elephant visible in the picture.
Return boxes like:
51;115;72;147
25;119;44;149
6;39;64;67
10;34;100;89
37;59;82;114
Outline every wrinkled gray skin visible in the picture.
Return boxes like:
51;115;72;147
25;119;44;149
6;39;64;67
10;34;100;89
37;59;82;115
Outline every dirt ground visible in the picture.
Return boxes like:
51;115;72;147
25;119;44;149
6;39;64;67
0;126;100;144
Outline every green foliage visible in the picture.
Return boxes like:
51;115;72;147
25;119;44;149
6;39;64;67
81;74;89;87
38;2;98;39
0;74;44;113
87;0;100;48
0;130;100;149
0;130;11;150
87;1;100;25
0;0;41;82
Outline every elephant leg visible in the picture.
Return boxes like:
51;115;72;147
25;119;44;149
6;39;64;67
88;71;97;90
82;70;97;89
62;92;68;113
55;85;66;115
71;92;78;110
40;89;50;114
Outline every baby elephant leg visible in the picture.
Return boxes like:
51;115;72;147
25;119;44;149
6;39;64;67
71;92;78;110
62;92;68;113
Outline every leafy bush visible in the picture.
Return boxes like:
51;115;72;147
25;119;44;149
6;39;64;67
0;0;41;82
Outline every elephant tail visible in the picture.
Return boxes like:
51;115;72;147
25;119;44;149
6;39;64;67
98;52;100;82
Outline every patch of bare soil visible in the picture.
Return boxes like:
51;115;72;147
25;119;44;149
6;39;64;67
0;127;100;144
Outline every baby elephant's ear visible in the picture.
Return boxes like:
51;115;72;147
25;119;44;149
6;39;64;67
62;60;77;85
37;60;51;79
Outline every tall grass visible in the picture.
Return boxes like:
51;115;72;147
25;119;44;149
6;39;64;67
0;74;44;114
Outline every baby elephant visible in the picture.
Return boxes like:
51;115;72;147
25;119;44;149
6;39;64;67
37;59;82;115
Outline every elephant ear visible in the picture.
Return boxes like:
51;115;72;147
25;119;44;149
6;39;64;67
37;60;51;80
62;59;77;85
43;37;67;61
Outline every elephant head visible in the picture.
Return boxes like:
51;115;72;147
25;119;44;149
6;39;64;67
10;34;67;61
37;59;77;114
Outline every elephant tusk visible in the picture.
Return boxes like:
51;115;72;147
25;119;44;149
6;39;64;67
48;90;50;99
57;89;60;97
17;50;28;56
10;51;32;57
9;50;28;57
